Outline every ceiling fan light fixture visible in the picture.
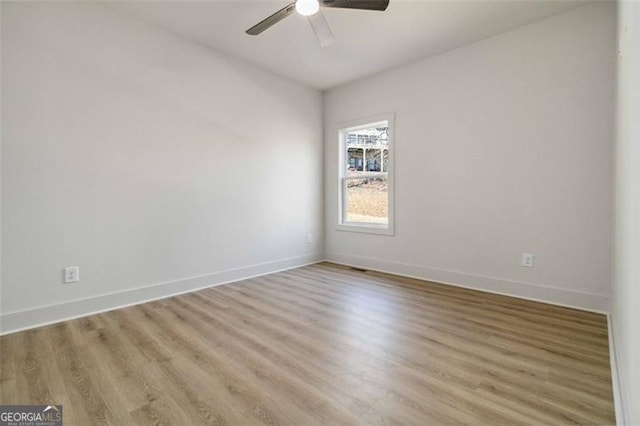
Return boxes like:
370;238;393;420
295;0;320;16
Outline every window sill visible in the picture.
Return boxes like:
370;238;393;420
336;222;394;236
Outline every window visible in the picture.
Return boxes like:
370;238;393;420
337;114;394;235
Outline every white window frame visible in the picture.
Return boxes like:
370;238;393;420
337;113;394;235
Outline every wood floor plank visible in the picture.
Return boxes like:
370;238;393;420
285;267;610;355
229;274;554;379
0;262;615;425
153;297;364;425
271;268;612;378
127;299;353;425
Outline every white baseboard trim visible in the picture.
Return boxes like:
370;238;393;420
325;252;610;314
608;315;628;426
0;253;323;336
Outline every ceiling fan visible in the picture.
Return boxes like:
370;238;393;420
246;0;390;47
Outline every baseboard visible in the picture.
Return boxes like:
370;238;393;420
0;253;323;335
608;315;628;426
325;252;610;314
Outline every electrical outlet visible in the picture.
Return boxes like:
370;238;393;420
64;266;80;283
306;233;313;244
521;253;534;268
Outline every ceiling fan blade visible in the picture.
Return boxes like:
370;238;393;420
320;0;389;11
246;2;296;35
308;11;335;47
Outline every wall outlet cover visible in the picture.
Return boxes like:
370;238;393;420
64;266;80;283
521;253;534;268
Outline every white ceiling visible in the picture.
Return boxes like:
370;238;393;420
108;0;589;90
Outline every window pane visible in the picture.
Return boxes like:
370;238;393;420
345;177;388;224
345;125;389;173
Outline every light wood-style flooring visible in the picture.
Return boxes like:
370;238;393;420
0;262;615;425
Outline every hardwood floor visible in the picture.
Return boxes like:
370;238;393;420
0;262;615;425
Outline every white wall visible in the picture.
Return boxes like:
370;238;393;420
0;2;3;324
612;2;640;424
0;2;323;333
324;3;615;312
